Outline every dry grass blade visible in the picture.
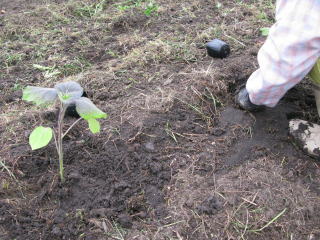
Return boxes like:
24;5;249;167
248;208;287;233
0;160;17;180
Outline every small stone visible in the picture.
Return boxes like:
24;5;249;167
164;78;173;85
136;211;147;218
289;119;320;158
114;181;130;191
145;142;155;152
68;171;81;181
309;234;318;240
184;199;193;208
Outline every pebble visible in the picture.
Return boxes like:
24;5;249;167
145;142;155;152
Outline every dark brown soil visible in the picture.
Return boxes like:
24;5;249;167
1;0;320;239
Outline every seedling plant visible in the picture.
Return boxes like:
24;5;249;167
22;81;107;182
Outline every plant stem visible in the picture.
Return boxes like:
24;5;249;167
57;104;67;183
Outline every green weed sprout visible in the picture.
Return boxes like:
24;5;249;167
22;81;107;182
260;27;270;36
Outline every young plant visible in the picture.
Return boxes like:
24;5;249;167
22;81;107;182
260;27;270;36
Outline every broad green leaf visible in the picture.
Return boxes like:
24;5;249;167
22;86;58;106
309;59;320;84
75;97;107;120
260;27;270;36
54;81;83;103
87;118;101;134
29;126;53;150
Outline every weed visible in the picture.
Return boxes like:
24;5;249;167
0;160;17;180
197;26;224;42
256;11;269;21
216;2;223;9
260;27;270;36
248;208;287;233
60;63;82;76
231;199;287;239
33;64;61;79
176;97;211;124
115;0;159;16
4;53;24;67
144;1;159;16
44;6;71;26
105;221;127;240
72;0;107;18
115;0;145;11
75;209;85;220
12;83;23;91
2;180;10;190
59;57;91;77
204;87;223;113
165;121;178;143
106;49;119;57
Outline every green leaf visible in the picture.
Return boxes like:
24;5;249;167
54;81;83;103
260;27;270;36
144;3;158;16
22;86;58;106
75;97;107;120
309;59;320;84
29;126;53;150
87;118;101;133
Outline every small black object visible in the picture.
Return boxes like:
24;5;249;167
65;91;88;118
206;39;230;59
235;88;265;112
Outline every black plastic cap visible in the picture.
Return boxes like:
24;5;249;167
65;91;88;118
206;39;230;59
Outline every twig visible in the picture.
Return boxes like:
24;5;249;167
161;220;185;228
62;118;82;139
112;220;125;240
224;34;246;47
240;208;249;239
0;160;17;180
241;197;257;206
